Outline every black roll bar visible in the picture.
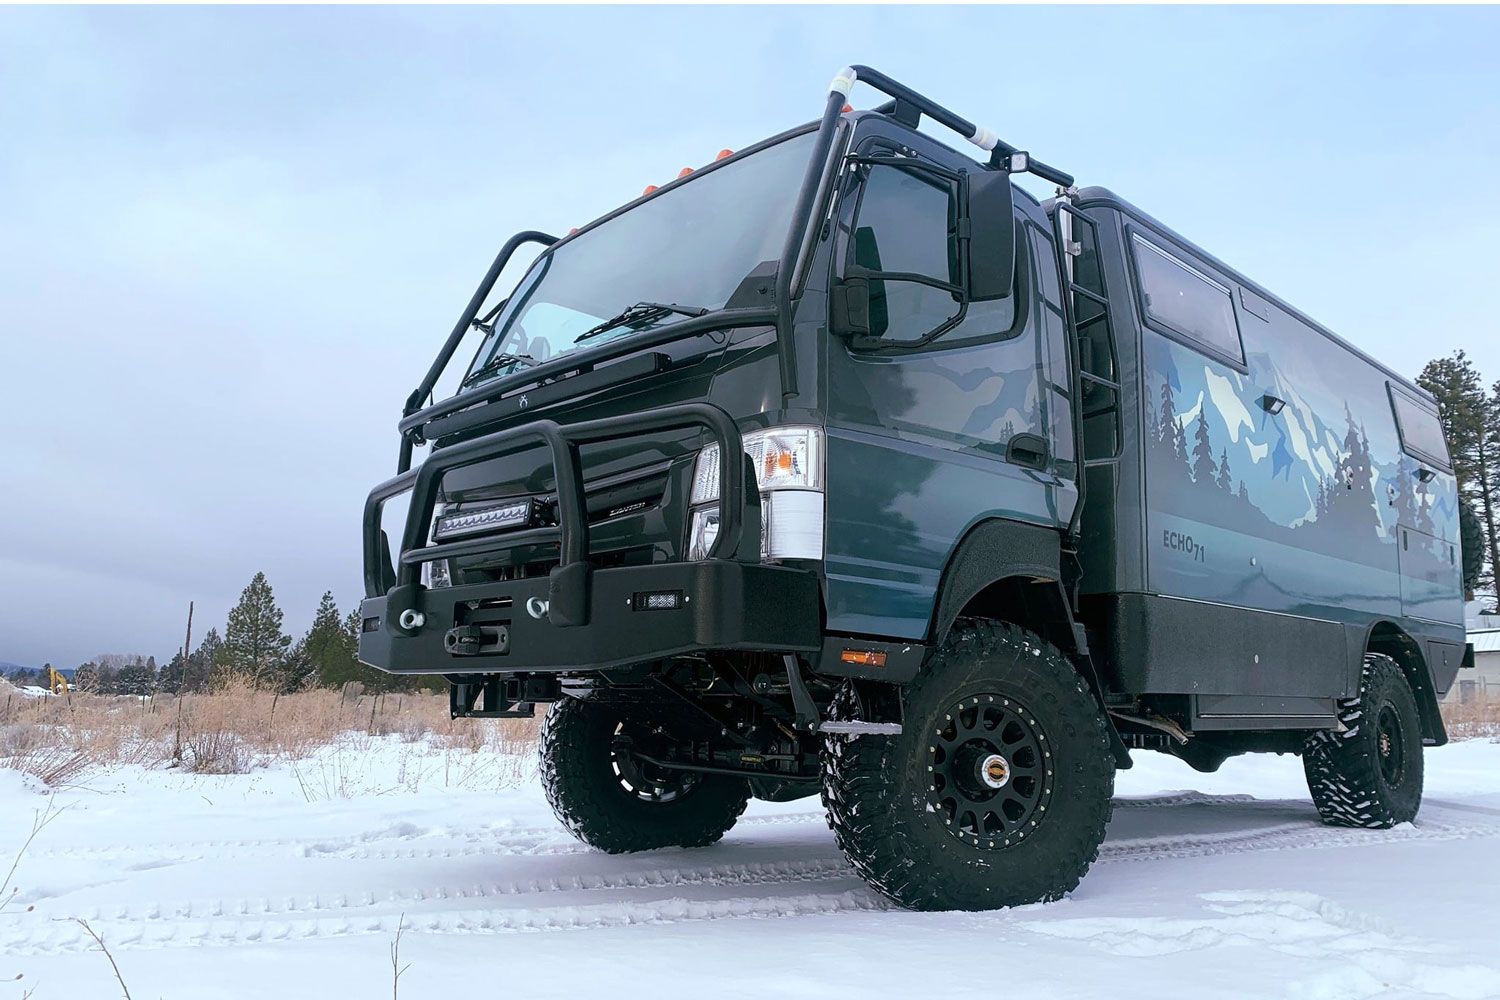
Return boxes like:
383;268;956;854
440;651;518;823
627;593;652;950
398;229;558;471
774;88;849;404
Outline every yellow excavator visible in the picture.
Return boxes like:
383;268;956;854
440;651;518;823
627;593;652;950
45;665;69;695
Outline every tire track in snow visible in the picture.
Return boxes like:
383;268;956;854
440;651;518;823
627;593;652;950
1098;810;1498;864
28;811;828;865
8;804;1497;956
0;889;890;956
57;857;853;926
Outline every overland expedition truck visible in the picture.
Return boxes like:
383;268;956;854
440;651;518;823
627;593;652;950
358;66;1476;910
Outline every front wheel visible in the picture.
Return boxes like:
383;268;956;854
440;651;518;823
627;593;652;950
540;697;750;853
1303;654;1424;828
821;621;1115;911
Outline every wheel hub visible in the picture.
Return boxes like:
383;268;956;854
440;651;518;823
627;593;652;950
979;752;1010;789
926;694;1053;850
1375;704;1405;786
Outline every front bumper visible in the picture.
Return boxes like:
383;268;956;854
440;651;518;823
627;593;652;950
359;559;820;674
360;402;821;676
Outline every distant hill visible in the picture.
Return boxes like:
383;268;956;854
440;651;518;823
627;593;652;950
0;661;75;678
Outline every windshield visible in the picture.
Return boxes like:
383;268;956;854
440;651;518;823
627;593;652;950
461;129;817;390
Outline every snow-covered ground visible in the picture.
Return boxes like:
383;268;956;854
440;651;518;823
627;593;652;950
4;736;1500;1000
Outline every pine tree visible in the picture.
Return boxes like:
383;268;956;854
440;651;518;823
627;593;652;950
159;652;187;695
1215;449;1232;492
312;605;391;692
187;628;222;692
302;592;356;689
1158;379;1177;448
1191;410;1217;485
221;571;291;687
1157;381;1189;469
271;639;317;694
1393;457;1418;527
115;660;155;697
1419;352;1499;589
1237;480;1250;502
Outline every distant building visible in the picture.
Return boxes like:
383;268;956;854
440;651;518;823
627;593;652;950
1452;599;1500;704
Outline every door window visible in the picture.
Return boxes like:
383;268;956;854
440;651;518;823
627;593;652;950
843;162;962;344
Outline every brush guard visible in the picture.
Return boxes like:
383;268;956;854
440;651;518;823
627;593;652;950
358;402;821;676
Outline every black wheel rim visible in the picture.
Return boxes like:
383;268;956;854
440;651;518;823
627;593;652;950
610;726;696;803
926;694;1054;849
1375;704;1406;787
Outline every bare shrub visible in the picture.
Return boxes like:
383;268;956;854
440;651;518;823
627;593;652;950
0;676;541;784
1441;693;1500;740
0;722;91;787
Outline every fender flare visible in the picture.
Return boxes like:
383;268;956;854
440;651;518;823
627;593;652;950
928;518;1131;768
1364;619;1448;747
928;519;1066;646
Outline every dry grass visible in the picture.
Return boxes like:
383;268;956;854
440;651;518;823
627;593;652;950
1440;694;1500;740
0;678;541;786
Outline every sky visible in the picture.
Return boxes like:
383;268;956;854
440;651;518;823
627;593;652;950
2;6;1498;668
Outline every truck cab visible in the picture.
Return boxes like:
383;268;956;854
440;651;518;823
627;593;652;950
358;66;1469;911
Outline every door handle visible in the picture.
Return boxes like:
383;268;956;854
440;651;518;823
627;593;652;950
1006;433;1050;470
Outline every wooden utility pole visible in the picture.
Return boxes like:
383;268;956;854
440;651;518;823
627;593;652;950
183;601;194;669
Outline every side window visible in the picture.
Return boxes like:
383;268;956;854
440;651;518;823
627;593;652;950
851;164;954;278
1131;233;1244;366
1389;385;1452;470
843;162;962;344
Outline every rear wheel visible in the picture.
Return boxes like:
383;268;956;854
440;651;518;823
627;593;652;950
821;621;1115;910
1303;654;1424;828
540;697;750;853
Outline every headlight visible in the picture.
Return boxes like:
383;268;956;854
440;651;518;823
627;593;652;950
690;426;823;504
421;558;453;589
687;507;722;562
422;503;453;589
687;426;823;562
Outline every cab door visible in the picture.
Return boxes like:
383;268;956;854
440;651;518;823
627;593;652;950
821;128;1065;639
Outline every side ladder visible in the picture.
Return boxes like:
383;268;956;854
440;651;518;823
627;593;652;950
1051;198;1123;541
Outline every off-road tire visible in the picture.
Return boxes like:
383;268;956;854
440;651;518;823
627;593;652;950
1303;654;1424;829
821;620;1115;911
540;697;750;853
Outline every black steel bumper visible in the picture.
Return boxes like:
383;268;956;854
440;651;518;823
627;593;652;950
359;402;821;675
359;560;821;674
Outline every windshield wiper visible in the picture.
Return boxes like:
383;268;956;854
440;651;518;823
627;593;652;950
574;301;709;344
461;352;538;388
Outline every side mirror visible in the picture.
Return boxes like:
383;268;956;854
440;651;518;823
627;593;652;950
830;227;890;338
966;170;1015;301
831;276;872;337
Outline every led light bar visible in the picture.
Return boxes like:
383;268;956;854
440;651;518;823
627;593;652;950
433;499;534;541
